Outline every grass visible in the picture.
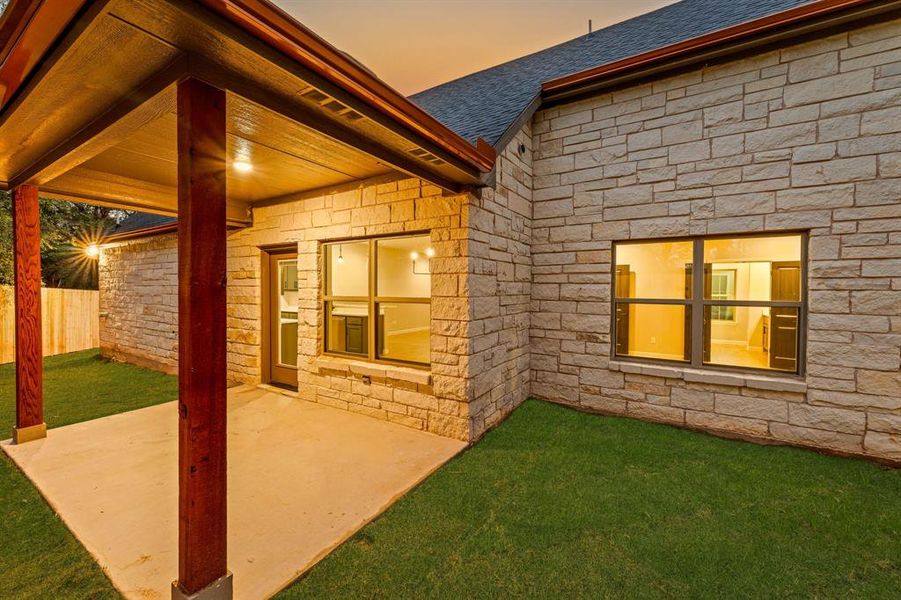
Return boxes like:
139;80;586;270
0;350;176;600
0;350;177;430
1;355;899;599
279;400;901;599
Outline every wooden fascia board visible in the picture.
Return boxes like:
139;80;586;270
164;0;483;186
0;0;495;178
0;0;99;118
189;58;468;193
195;0;496;173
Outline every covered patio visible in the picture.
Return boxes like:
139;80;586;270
0;0;493;598
2;385;465;599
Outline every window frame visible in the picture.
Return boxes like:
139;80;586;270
322;232;432;368
709;269;736;322
610;232;807;377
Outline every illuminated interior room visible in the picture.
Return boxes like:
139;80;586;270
614;234;802;372
324;234;432;365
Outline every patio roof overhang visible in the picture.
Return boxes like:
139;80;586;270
0;0;497;226
0;2;499;598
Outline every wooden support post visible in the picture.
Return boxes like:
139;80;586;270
12;184;46;444
172;78;232;600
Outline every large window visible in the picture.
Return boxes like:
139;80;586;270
613;234;804;373
323;234;432;366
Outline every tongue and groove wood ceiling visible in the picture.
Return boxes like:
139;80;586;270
0;0;485;225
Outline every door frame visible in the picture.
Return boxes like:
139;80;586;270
261;245;299;388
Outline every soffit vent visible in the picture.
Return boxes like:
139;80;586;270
300;88;366;123
301;88;328;103
408;147;445;165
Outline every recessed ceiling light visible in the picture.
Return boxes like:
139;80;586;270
233;160;253;173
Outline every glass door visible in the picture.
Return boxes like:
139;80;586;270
268;251;298;387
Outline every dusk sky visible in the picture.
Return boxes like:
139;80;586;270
273;0;678;96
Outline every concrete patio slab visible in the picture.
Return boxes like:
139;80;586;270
1;385;466;599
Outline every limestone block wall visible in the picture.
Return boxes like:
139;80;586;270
100;161;532;442
530;18;901;461
225;175;476;439
99;233;178;374
466;124;533;438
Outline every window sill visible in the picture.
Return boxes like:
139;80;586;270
314;356;431;386
608;360;806;393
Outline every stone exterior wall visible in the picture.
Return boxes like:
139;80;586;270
224;175;475;439
530;18;901;461
99;233;178;374
100;18;901;461
466;125;533;436
100;128;533;441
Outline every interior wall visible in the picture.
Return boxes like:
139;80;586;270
615;241;691;360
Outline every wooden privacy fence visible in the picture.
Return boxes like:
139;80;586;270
0;286;100;364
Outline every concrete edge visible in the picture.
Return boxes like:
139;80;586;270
0;440;128;598
265;436;469;596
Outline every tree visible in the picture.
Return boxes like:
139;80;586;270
0;191;126;289
0;1;126;289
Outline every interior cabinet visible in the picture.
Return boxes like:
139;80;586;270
344;316;366;354
327;312;368;356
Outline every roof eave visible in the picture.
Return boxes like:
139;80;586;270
195;0;496;172
0;0;497;180
104;222;178;242
542;0;895;101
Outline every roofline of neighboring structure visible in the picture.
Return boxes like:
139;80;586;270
0;0;496;174
105;222;179;242
542;0;894;100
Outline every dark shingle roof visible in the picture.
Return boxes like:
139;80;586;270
410;0;812;146
110;212;176;236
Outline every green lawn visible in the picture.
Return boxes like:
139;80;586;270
0;350;176;600
280;400;901;599
0;350;177;430
2;354;899;599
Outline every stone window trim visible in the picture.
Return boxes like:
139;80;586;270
313;355;432;387
321;231;432;369
611;231;809;377
608;360;807;393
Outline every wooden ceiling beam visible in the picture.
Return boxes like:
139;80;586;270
10;56;187;189
41;167;251;226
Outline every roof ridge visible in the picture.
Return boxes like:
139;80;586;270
410;0;700;99
409;0;813;145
